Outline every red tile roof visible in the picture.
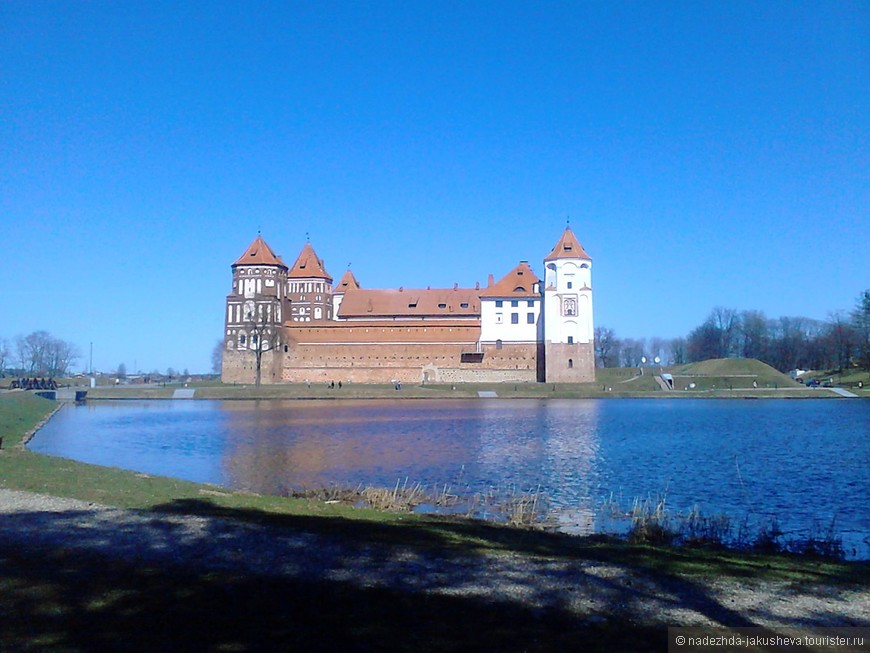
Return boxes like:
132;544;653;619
480;261;540;298
232;235;288;269
288;242;333;281
335;269;361;293
337;287;481;318
544;227;591;261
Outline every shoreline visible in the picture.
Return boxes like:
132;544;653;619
76;383;860;401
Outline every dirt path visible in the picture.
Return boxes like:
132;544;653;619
2;489;866;633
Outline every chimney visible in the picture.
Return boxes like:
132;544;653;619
475;281;480;290
453;282;458;290
487;274;494;287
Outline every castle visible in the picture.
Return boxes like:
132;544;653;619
221;227;594;384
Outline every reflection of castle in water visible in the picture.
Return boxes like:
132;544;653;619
218;400;492;495
219;399;602;535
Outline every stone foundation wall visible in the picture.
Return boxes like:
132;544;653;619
544;342;595;383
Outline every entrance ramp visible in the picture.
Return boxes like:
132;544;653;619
653;375;673;391
173;388;196;399
828;387;859;398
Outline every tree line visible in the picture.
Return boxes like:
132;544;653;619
596;289;870;373
0;331;81;377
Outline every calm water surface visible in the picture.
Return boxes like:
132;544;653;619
29;398;870;557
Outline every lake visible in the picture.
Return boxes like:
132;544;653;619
28;398;870;558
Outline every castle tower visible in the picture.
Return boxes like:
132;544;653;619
222;235;288;383
542;227;595;382
286;241;334;322
332;268;360;319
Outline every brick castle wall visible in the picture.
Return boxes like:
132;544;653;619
281;338;539;384
544;342;595;383
221;348;283;384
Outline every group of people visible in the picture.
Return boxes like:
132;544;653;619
10;377;58;390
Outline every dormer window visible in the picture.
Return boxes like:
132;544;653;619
460;303;469;308
438;303;447;309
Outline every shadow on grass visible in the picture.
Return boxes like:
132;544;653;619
1;499;866;652
153;498;868;584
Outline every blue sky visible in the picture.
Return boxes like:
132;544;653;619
1;1;867;374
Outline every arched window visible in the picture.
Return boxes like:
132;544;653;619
568;359;574;368
496;339;503;350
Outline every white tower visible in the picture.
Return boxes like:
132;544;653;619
543;226;595;382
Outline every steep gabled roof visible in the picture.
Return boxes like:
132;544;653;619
337;287;480;318
335;269;361;293
544;227;591;261
232;235;288;269
480;261;541;299
288;242;333;282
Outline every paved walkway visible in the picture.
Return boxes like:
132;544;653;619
829;387;860;398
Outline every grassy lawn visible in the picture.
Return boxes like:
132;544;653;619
1;390;868;652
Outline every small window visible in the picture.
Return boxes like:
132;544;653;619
567;282;573;289
513;286;526;292
527;300;534;307
568;336;574;344
495;313;503;324
495;300;503;307
496;339;503;350
511;313;519;324
240;334;247;345
510;300;518;307
527;313;534;324
568;358;574;368
252;334;258;345
460;302;469;308
438;303;447;309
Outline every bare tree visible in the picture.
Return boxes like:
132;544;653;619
594;327;620;368
648;336;666;364
620;338;645;367
738;310;769;360
211;339;224;375
710;307;738;358
0;337;9;376
826;311;855;372
244;299;281;386
15;331;79;376
670;337;687;365
853;290;870;371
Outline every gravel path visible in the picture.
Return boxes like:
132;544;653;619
1;489;867;630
